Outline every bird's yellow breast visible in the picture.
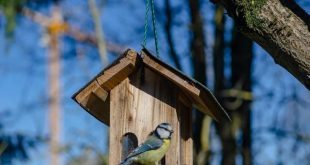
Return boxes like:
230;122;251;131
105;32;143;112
135;139;171;165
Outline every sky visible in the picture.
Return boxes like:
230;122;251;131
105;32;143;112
0;0;309;164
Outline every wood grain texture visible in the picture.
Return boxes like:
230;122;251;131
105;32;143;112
74;81;110;124
73;48;229;126
141;50;229;122
96;49;138;91
73;49;137;103
72;48;231;164
178;101;193;165
73;49;138;125
142;52;200;97
75;81;107;104
110;67;191;165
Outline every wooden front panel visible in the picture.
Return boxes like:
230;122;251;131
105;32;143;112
178;101;193;165
109;67;184;165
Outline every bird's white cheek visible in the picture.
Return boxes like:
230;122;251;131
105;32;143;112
162;131;170;139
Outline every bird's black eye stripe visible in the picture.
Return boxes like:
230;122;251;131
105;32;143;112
158;126;171;132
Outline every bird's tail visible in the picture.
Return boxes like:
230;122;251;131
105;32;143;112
119;158;134;165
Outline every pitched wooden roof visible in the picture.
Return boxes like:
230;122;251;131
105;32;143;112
72;48;229;125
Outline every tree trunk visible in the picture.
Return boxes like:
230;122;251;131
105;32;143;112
48;15;61;165
213;5;225;94
189;0;207;84
48;5;62;165
88;0;108;65
217;0;310;90
188;0;208;163
213;6;254;164
49;33;61;165
164;0;181;70
230;26;253;165
213;5;238;165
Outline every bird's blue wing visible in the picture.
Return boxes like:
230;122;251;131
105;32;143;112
125;135;163;159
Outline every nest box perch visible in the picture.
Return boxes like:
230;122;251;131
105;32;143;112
72;48;229;165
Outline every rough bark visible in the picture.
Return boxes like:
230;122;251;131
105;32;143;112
217;0;310;90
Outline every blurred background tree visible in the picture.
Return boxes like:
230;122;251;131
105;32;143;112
0;0;309;165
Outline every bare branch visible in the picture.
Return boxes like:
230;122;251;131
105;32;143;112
88;0;108;65
22;7;125;55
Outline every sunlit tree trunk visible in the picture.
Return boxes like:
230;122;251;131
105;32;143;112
88;0;108;65
48;5;62;165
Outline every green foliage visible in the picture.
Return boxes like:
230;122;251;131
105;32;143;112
66;147;108;165
0;0;25;37
236;0;267;29
0;0;58;37
0;131;42;164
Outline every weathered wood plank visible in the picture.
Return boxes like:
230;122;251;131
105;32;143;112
75;81;101;104
142;51;200;97
80;93;110;125
178;101;193;165
74;81;110;124
74;48;228;127
92;85;108;101
73;49;138;125
110;67;182;165
97;50;138;90
141;49;228;121
73;49;137;102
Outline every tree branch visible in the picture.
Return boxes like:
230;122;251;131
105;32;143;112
216;0;310;90
88;0;108;65
188;0;208;160
22;7;125;55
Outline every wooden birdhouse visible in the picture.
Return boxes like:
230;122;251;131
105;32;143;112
72;49;228;165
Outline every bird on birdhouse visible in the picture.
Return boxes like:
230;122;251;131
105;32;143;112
119;123;174;165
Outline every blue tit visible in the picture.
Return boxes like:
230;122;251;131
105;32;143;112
119;123;174;165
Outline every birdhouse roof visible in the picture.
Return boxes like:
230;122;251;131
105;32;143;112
72;49;229;125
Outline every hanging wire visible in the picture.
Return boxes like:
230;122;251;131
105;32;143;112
143;0;150;47
143;0;160;57
150;0;159;57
